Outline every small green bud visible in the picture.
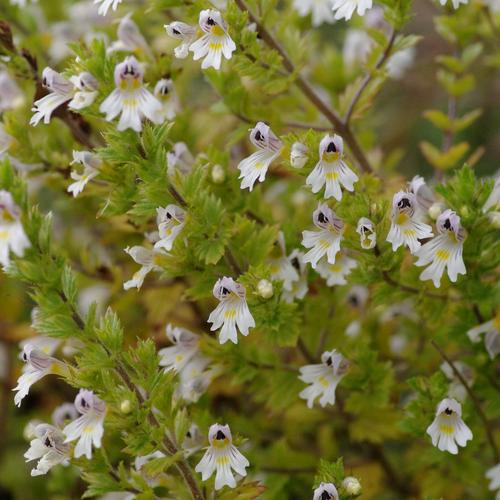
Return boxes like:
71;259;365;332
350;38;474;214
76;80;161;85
211;164;225;184
459;205;470;218
428;202;443;220
342;476;362;496
120;399;132;414
257;279;273;299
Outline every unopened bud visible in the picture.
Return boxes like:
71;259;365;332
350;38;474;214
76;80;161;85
120;399;132;414
342;476;362;496
257;279;273;299
459;205;470;218
290;142;308;169
211;164;225;184
428;202;443;220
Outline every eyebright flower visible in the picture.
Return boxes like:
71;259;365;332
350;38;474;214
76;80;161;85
207;277;255;344
386;191;433;254
408;175;434;214
439;0;468;9
302;204;344;269
426;397;472;454
415;209;466;288
467;313;500;359
52;402;79;428
331;0;373;21
356;217;376;249
306;134;358;201
342;476;362;496
299;349;349;408
387;47;416;80
30;68;74;126
0;190;30;268
176;355;219;403
189;10;236;70
154;79;180;122
24;423;70;476
269;232;299;292
313;482;339;500
486;463;500;498
99;56;162;132
159;324;200;372
14;345;68;407
167;142;194;176
483;175;500;213
257;278;274;298
440;361;474;402
183;423;204;456
67;151;101;197
0;69;24;111
195;423;249;490
94;0;123;16
290;141;309;168
153;204;186;252
316;253;357;286
123;245;165;290
63;389;106;459
68;72;98;110
20;335;60;357
293;0;336;26
346;284;369;309
282;250;309;303
164;21;197;59
108;14;151;57
237;122;283;191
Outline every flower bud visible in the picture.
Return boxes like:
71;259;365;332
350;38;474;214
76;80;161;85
120;399;132;414
487;211;500;228
428;202;443;220
342;476;362;496
257;279;273;299
459;205;469;218
290;142;308;169
211;164;225;184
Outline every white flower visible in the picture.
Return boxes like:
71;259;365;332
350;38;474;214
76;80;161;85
68;150;101;197
159;324;200;372
415;209;466;288
0;69;24;112
123;245;165;290
332;0;373;21
237;122;283;191
467;314;500;359
387;47;416;80
94;0;123;16
380;298;417;322
282;250;309;303
408;175;435;214
167;142;194;176
176;355;219;403
486;464;500;498
195;423;249;490
293;0;336;26
386;191;433;253
342;476;361;496
19;335;60;357
269;232;299;291
207;277;255;344
183;423;204;456
0;191;30;269
30;68;74;126
439;0;468;9
99;56;162;132
78;284;111;317
483;175;500;212
108;14;152;57
306;134;358;201
299;349;349;408
154;79;180;122
189;10;236;70
164;21;197;59
68;72;98;110
290;141;309;168
440;361;474;402
0;122;14;157
302;203;344;269
346;285;369;309
24;423;70;476
14;345;68;407
426;397;472;454
52;402;79;428
356;217;376;249
63;389;106;459
343;29;373;71
153;204;186;252
316;253;357;286
313;482;339;500
257;278;274;298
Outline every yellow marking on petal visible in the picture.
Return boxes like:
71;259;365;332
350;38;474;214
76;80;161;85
153;254;164;265
175;354;184;363
83;426;94;433
254;161;265;170
494;313;500;329
325;171;339;181
322;152;340;162
0;230;9;240
212;438;229;448
1;211;15;223
211;26;225;36
319;239;330;250
224;309;236;319
396;213;409;225
122;98;138;107
403;229;416;237
209;42;222;50
216;455;230;465
318;376;330;388
165;228;172;235
329;264;341;273
439;424;454;435
435;249;450;262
